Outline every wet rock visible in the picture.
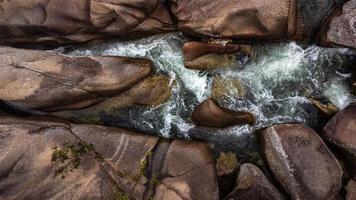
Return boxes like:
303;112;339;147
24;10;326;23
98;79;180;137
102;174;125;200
156;140;219;200
318;0;356;48
191;98;255;128
324;105;356;164
183;41;251;70
0;47;152;111
212;77;247;102
51;75;172;124
310;97;339;116
0;0;174;47
353;66;356;95
346;180;356;200
170;0;296;40
260;124;343;200
225;163;285;200
216;152;240;198
0;116;219;200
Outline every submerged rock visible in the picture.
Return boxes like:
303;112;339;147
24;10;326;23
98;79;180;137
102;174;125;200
319;0;356;48
183;41;251;70
51;75;172;124
225;163;285;200
310;97;339;116
260;124;343;200
324;105;356;164
191;98;255;128
0;116;219;200
0;47;152;111
216;152;240;198
212;77;247;102
0;0;174;47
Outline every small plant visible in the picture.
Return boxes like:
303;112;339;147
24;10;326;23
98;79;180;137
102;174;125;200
112;189;129;200
51;142;94;179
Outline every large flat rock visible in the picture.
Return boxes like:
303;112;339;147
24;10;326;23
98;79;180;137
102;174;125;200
0;47;152;111
0;0;174;47
0;116;219;200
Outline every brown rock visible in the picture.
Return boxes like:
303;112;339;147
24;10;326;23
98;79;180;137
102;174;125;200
171;0;296;40
353;66;356;95
0;116;219;200
191;98;255;128
310;98;339;116
225;163;285;200
318;0;356;48
216;152;240;198
183;41;251;70
212;77;247;101
324;105;356;164
261;124;343;200
346;180;356;200
0;0;174;47
156;140;219;200
51;75;172;124
0;47;152;111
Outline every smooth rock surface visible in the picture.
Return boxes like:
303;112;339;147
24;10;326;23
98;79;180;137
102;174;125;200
0;116;219;200
51;75;172;125
319;0;356;48
225;163;285;200
324;105;356;164
191;98;255;128
183;41;250;70
261;124;343;200
170;0;296;40
0;47;152;111
0;0;174;47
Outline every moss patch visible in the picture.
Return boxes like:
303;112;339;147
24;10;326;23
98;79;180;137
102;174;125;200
51;142;94;179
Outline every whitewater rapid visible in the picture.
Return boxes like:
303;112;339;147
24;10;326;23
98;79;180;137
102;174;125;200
64;33;355;143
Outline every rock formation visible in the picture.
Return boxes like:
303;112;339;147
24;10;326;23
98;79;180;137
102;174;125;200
191;98;255;128
260;124;343;200
0;47;153;111
0;0;174;47
0;116;219;200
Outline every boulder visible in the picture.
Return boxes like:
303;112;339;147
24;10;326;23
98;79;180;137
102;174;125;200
0;116;219;200
225;163;285;200
183;41;251;70
155;140;219;200
191;98;255;128
318;0;356;48
324;105;356;164
50;75;171;125
260;124;343;200
346;180;356;200
0;47;152;111
0;0;174;47
170;0;297;40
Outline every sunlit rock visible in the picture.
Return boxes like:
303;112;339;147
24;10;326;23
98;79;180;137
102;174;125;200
225;163;285;200
318;0;356;48
0;47;152;111
183;41;251;70
324;105;356;164
310;97;339;116
0;116;218;200
260;124;343;200
191;98;255;128
170;0;296;40
0;0;174;47
212;77;247;102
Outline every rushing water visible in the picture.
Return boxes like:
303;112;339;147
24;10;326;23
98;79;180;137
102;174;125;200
63;33;355;151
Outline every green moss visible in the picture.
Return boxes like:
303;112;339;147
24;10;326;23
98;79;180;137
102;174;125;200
51;142;94;179
112;190;130;200
139;151;153;177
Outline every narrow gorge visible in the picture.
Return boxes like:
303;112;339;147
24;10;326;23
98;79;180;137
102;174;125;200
0;0;355;200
